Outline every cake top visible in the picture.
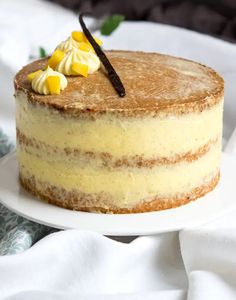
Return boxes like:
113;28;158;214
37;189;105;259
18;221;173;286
15;50;224;116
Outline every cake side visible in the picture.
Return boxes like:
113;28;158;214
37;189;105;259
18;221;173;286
16;93;223;212
19;172;220;213
16;91;223;159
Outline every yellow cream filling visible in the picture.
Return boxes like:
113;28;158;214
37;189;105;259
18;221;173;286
18;143;220;206
16;92;223;158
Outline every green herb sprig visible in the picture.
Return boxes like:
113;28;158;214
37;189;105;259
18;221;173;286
100;15;125;36
39;47;47;58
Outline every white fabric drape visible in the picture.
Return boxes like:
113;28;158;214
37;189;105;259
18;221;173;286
1;1;236;299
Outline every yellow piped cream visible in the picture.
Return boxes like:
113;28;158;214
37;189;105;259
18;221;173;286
56;47;100;75
56;36;80;52
31;66;67;95
30;32;102;95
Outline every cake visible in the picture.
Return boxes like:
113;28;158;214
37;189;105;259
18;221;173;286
14;50;224;213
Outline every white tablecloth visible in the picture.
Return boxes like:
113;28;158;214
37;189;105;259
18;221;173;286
1;0;236;299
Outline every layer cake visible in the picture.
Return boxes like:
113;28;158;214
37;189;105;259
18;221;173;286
14;50;224;213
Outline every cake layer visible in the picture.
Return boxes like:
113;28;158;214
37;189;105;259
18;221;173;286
16;92;223;158
19;171;220;213
14;51;224;116
17;141;220;207
17;130;218;168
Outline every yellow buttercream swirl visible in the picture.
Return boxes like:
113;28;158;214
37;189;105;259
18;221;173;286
56;36;80;53
56;47;100;75
32;66;67;95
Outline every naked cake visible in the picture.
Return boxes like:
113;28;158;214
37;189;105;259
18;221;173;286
14;29;224;213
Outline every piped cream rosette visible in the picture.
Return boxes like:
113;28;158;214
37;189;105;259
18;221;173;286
48;31;101;77
55;47;100;76
28;66;67;95
28;31;102;95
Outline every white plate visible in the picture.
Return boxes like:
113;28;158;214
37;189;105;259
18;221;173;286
0;151;235;236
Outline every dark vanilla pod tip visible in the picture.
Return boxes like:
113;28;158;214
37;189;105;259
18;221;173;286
79;13;126;97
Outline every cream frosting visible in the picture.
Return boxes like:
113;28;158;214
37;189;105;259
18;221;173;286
31;66;67;95
56;36;80;52
55;47;100;75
